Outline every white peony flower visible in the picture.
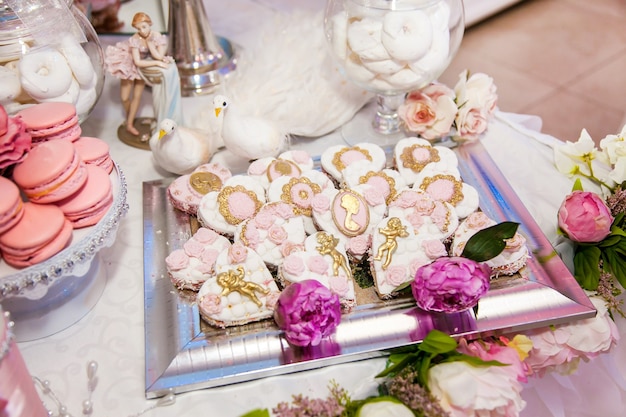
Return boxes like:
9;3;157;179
427;361;526;417
553;128;598;177
608;156;626;184
356;397;414;417
599;123;626;165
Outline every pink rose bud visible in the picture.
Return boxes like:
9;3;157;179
558;190;613;243
274;279;341;347
412;256;490;313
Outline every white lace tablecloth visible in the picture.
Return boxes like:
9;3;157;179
15;1;626;416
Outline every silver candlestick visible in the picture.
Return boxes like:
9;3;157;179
167;0;236;96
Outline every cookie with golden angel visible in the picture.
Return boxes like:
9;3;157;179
279;231;357;312
197;174;266;237
165;227;232;291
197;242;281;328
451;211;529;277
310;183;387;260
320;142;387;184
393;137;460;186
387;189;459;242
234;202;307;270
246;149;315;190
267;168;336;234
167;162;232;216
370;215;448;299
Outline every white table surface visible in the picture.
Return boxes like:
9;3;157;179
15;1;626;416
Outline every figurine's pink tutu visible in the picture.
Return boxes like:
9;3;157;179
105;40;141;80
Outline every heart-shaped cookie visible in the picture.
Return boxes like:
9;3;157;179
279;231;357;312
320;142;387;184
394;137;459;186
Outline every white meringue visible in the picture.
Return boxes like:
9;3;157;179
381;10;433;62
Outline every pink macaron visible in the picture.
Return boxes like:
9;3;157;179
12;140;88;204
0;176;24;235
0;202;73;268
73;136;113;174
56;165;113;228
15;102;81;144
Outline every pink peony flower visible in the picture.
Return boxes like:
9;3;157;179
558;190;613;243
399;83;457;140
524;294;619;376
274;279;341;347
412;257;490;313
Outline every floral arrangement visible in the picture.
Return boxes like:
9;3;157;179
398;70;498;143
237;110;626;417
554;126;626;306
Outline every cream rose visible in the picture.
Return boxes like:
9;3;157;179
398;83;457;140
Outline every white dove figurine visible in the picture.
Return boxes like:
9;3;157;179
149;118;217;175
213;94;288;161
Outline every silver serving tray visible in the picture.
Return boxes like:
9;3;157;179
143;139;596;399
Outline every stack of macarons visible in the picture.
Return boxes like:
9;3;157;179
15;102;82;144
0;113;116;268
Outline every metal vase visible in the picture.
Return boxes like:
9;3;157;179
167;0;234;96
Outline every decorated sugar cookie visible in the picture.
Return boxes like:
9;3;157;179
197;175;266;236
247;149;314;190
370;216;448;299
412;168;479;219
165;227;231;291
268;169;336;234
311;184;387;260
341;159;407;205
197;242;281;328
279;231;357;312
320;142;387;184
387;189;458;242
393;137;459;186
451;211;529;277
167;162;232;215
234;202;307;269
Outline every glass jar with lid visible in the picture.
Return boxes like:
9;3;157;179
0;0;105;122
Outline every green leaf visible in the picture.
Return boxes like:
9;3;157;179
572;178;584;191
392;280;413;294
443;353;508;367
599;234;622;248
239;409;270;417
573;245;601;290
418;330;458;354
376;352;420;378
461;222;520;262
602;249;626;290
610;226;626;238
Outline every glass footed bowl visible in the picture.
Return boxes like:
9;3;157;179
0;164;128;342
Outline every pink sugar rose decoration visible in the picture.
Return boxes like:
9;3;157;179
558;190;613;243
412;256;490;313
274;279;341;347
228;242;248;264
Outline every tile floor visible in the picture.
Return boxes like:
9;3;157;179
439;0;626;145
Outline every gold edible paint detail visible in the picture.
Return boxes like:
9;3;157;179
218;185;263;225
316;232;352;279
358;171;397;204
331;146;372;172
373;217;409;270
331;189;369;237
280;177;321;217
217;265;269;307
418;174;464;206
189;172;222;195
400;145;440;173
267;159;301;181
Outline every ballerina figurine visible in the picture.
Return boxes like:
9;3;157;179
105;12;183;141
